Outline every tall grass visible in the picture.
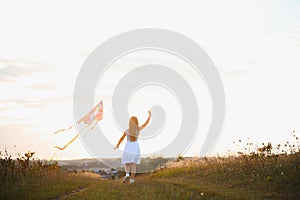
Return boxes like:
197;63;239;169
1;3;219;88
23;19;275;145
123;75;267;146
0;150;61;186
63;134;300;200
0;150;100;199
1;132;299;199
151;132;300;198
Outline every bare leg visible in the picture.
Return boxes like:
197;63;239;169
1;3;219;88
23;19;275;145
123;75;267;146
123;163;130;183
125;163;130;174
130;163;136;179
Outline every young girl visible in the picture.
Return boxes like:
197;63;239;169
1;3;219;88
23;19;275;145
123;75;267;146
114;110;151;184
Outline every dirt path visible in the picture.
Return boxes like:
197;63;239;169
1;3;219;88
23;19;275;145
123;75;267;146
55;186;90;200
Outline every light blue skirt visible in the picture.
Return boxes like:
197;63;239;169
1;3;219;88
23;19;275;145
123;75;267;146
121;140;140;164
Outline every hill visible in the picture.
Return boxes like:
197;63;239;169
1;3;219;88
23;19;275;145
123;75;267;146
60;153;300;200
1;151;299;199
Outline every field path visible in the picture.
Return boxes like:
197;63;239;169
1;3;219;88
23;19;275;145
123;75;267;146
57;176;277;200
39;170;297;200
56;186;90;200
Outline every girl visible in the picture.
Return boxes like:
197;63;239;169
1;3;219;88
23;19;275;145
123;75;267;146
114;110;151;184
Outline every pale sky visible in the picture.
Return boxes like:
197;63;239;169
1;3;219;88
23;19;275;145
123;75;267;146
0;0;299;160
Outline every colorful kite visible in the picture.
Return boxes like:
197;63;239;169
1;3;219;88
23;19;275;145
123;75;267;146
53;100;103;150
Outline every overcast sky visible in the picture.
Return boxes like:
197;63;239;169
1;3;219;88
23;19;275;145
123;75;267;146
0;0;299;160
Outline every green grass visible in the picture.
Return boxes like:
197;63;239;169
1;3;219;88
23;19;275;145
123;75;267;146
0;151;100;199
1;141;300;200
0;172;100;200
62;152;300;200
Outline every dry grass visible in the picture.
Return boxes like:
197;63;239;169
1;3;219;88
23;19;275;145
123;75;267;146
0;150;100;199
1;132;299;199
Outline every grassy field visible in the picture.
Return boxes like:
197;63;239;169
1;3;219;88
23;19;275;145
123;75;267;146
61;152;300;200
1;172;100;199
1;134;300;199
1;150;299;199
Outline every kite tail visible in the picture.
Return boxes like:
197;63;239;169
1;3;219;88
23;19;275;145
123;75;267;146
53;99;103;151
53;125;74;134
53;134;79;151
53;123;89;150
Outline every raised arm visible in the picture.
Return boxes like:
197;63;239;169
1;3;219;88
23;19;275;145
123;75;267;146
139;110;152;130
114;132;126;150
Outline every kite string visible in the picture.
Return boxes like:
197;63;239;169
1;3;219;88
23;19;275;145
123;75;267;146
49;149;59;162
83;120;98;138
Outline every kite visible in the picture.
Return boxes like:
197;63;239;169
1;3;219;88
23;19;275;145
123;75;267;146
53;100;103;150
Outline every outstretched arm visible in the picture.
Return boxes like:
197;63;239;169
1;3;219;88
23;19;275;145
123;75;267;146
114;132;126;149
139;110;152;130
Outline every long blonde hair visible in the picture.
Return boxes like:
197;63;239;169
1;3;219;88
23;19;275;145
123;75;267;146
128;116;139;141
